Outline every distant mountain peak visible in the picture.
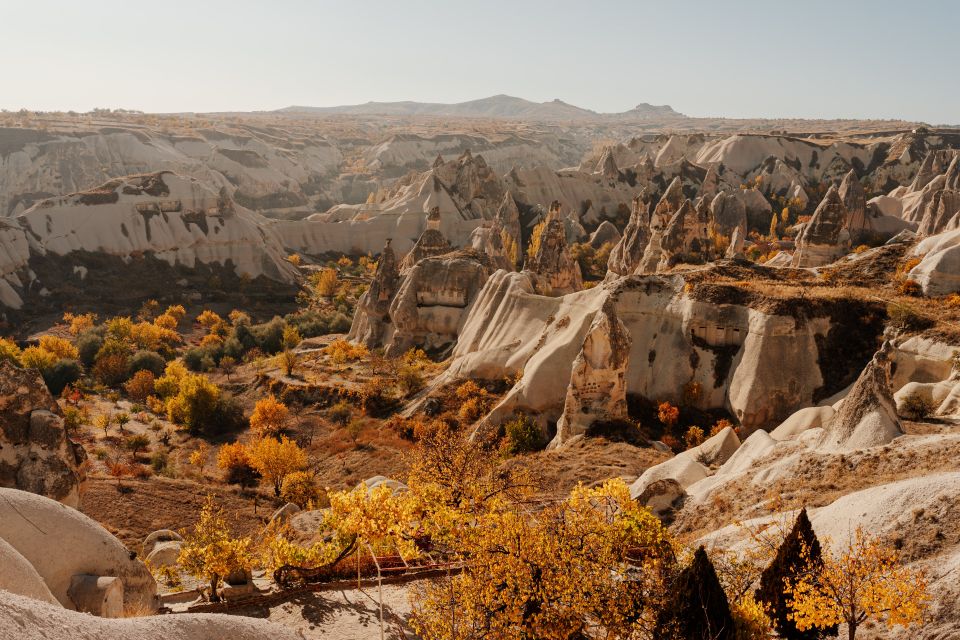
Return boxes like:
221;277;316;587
278;95;684;121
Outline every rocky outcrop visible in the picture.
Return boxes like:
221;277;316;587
710;191;748;238
525;202;583;295
0;362;85;507
588;221;621;249
791;185;851;267
0;488;157;615
638;179;687;274
606;191;652;276
444;270;878;434
2;172;300;310
399;207;453;270
839;170;867;233
818;342;903;452
907;227;960;295
553;299;632;446
384;249;494;356
658;199;711;269
348;239;401;346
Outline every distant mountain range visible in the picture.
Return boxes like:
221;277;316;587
278;94;684;121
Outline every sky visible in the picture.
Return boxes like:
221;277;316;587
1;0;958;124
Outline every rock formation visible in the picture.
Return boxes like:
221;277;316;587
839;169;867;237
552;299;632;446
658;199;712;269
791;185;851;267
348;238;401;346
606;191;652;276
710;191;748;238
818;342;903;452
525;202;583;295
0;362;86;506
0;488;157;616
400;206;453;270
385;249;494;356
588;221;621;249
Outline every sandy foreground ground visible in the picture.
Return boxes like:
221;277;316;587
228;583;416;640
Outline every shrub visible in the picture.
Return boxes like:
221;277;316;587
150;450;172;475
247;436;307;496
886;303;931;332
38;336;79;360
19;346;56;373
504;412;543;454
124;370;156;403
93;353;130;386
125;434;151;460
0;337;22;365
684;426;706;449
325;339;368;365
128;350;166;377
75;331;104;368
43;359;82;395
217;441;259;486
280;471;321;508
897;279;923;297
898;392;934;420
396;364;425;395
327;401;352;426
658;401;680;429
165;373;221;433
710;418;734;436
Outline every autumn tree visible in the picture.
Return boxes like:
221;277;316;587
654;546;735;640
277;349;298;376
250;394;289;437
189;442;210;478
217;441;259;487
124;370;156;402
165;373;221;433
178;498;253;602
757;508;837;639
280;470;321;508
658;401;680;430
247;436;307;496
125;434;150;461
314;267;339;298
787;527;929;640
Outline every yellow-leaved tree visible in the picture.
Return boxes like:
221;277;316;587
787;527;929;640
250;394;289;437
178;498;252;602
247;436;307;496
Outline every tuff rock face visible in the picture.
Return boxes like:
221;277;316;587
818;342;903;452
658;199;712;270
606;191;652;276
553;298;632;446
400;206;453;270
348;239;401;347
637;179;687;274
525;202;583;295
839;169;868;237
710;191;748;238
0;362;86;507
791;184;851;267
355;248;494;357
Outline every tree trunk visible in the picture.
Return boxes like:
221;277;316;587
210;574;220;602
848;621;857;640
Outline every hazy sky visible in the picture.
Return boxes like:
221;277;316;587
2;0;957;123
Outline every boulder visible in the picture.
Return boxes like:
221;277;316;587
818;343;903;452
269;502;301;525
629;455;709;501
145;541;182;569
635;478;686;517
0;488;157;615
769;405;835;440
684;426;741;467
909;227;960;295
68;575;123;618
141;529;183;560
0;362;86;507
0;536;58;605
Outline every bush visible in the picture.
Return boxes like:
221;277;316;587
251;317;286;354
150;450;172;475
124;370;156;403
128;350;166;377
93;353;130;387
897;279;923;297
504;413;543;454
280;471;321;508
75;331;104;368
327;401;352;426
898;392;934;420
886;303;932;332
0;338;21;365
396;364;425;395
43;359;82;396
683;426;705;449
217;441;259;486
